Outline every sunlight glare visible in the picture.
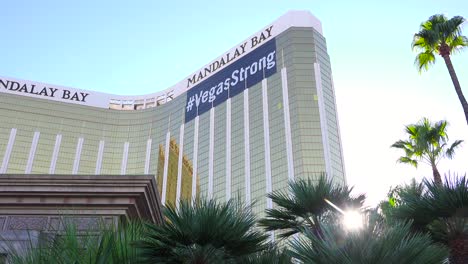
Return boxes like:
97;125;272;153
343;210;363;230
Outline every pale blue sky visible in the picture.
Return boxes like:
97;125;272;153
1;0;467;205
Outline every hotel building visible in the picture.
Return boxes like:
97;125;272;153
0;10;346;215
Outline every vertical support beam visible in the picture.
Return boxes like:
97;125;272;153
0;128;17;174
262;79;273;209
281;67;295;182
208;108;215;199
144;139;152;174
72;137;84;174
332;78;347;184
176;124;185;209
243;89;251;205
25;131;40;173
225;98;232;201
161;131;171;206
121;142;129;175
49;134;62;174
314;63;332;179
191;116;199;206
95;140;105;175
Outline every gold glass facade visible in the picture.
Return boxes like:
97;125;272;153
1;12;345;215
156;139;198;207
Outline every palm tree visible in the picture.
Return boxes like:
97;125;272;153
258;175;365;238
289;221;449;264
413;14;468;124
134;199;268;263
390;176;468;264
391;118;463;185
4;220;146;264
237;246;292;264
379;179;425;226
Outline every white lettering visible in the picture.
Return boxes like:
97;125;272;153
185;42;276;122
209;87;216;102
195;91;202;107
267;51;276;69
224;79;231;90
202;91;208;103
231;70;239;86
250;62;258;75
216;82;223;95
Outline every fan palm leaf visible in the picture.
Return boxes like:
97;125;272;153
259;175;365;238
236;245;292;264
390;175;468;263
290;221;448;264
134;198;268;263
4;220;146;264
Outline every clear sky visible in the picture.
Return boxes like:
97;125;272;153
1;0;467;206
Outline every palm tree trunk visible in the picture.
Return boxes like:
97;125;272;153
449;234;468;264
431;163;442;185
442;55;468;125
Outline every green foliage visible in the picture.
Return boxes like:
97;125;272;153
5;220;146;264
237;245;292;264
413;14;468;127
289;221;449;264
258;175;365;238
379;179;427;229
6;175;466;263
413;14;467;71
391;175;468;242
133;199;269;263
391;118;462;177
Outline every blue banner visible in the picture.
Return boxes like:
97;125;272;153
185;38;277;123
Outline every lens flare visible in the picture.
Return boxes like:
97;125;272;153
343;210;363;230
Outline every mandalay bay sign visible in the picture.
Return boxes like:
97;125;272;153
1;11;320;110
184;38;277;123
0;79;90;102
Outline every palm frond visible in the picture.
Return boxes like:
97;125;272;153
406;123;418;137
391;140;415;156
134;198;269;262
390;175;468;242
438;16;465;41
414;49;436;72
412;30;439;51
392;118;461;180
423;176;468;218
446;139;463;159
397;156;418;167
238;245;292;264
4;219;146;264
413;14;467;67
290;222;449;264
259;175;365;238
449;35;468;53
260;208;303;237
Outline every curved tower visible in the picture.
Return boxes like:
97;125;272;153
0;10;345;214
